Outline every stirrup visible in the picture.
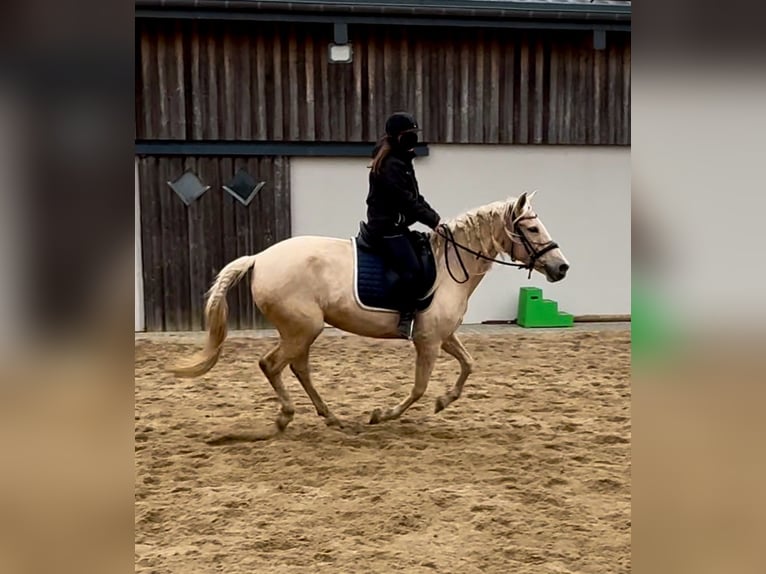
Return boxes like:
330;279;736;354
397;314;415;340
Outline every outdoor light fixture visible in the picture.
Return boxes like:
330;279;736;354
329;43;353;63
329;22;352;63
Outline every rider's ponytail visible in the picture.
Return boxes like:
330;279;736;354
369;135;392;175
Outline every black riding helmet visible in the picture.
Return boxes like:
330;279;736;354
385;112;420;138
385;112;421;150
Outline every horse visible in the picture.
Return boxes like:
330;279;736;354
169;191;569;431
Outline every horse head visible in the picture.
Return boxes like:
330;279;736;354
506;191;570;282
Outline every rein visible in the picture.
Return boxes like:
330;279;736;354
434;218;559;284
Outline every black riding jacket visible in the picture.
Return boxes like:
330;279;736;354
365;147;441;236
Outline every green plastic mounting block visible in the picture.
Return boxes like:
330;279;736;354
517;286;574;328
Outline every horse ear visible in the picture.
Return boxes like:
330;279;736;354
513;192;529;219
527;190;538;202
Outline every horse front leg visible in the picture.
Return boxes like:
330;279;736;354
434;332;475;413
369;342;439;424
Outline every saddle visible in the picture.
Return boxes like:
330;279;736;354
352;222;437;313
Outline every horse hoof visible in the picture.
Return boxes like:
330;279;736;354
434;396;447;414
369;408;383;425
275;413;293;431
325;415;343;429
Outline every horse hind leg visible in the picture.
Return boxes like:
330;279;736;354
290;353;343;429
260;307;326;431
258;343;295;431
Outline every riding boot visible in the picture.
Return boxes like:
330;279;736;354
397;310;415;340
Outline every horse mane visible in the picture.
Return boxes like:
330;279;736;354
429;198;519;260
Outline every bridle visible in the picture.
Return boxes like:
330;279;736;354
509;213;560;276
434;213;559;284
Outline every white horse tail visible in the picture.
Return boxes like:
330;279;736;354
169;254;258;378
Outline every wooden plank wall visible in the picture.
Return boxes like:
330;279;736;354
138;156;290;331
136;21;630;145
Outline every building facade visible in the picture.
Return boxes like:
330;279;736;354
135;0;631;331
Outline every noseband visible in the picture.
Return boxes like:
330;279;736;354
435;213;559;284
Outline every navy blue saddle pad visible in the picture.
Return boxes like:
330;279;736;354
352;231;437;313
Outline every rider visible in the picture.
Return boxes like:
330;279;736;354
364;112;442;340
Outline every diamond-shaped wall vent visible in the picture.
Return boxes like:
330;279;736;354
167;171;210;205
223;169;265;206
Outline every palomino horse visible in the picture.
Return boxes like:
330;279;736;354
170;191;569;430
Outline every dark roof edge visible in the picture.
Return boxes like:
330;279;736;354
135;1;631;23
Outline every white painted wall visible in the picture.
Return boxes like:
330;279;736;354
291;145;630;324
